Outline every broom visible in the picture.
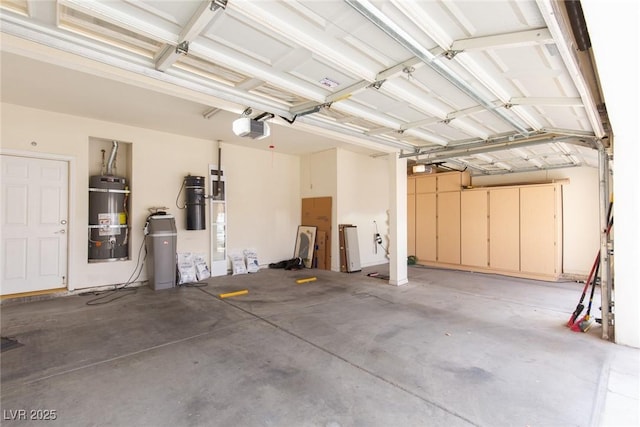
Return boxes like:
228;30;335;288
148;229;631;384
567;199;613;328
567;254;599;327
571;257;600;332
575;212;613;332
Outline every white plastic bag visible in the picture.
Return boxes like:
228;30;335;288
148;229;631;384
177;252;197;284
244;248;259;273
229;252;247;275
193;253;210;281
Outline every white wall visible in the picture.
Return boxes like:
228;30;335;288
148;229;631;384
223;143;301;266
337;149;390;269
582;0;640;348
0;103;300;290
300;149;337;199
472;166;600;277
301;148;391;271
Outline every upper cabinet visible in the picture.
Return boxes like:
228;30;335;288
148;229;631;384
415;174;437;193
437;172;471;192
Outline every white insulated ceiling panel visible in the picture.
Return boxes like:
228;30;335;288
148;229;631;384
290;58;361;92
250;83;310;107
175;55;248;86
58;0;183;44
526;105;592;132
202;14;295;66
419;121;477;142
385;104;433;123
409;66;480;112
130;1;203;29
58;5;164;58
349;87;402;111
464;109;517;136
227;0;383;80
409;0;546;40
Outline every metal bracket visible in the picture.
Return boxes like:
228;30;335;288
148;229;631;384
210;0;228;11
175;41;189;55
443;50;461;60
367;80;386;90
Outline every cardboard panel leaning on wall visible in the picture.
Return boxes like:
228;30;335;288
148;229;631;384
301;149;338;269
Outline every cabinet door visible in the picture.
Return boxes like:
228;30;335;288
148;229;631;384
407;176;416;194
416;175;436;193
437;173;461;192
437;191;461;264
489;188;520;271
461;190;488;267
407;177;416;256
416;193;436;262
520;186;557;275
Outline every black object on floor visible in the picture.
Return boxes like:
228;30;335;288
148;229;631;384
268;257;304;270
1;337;23;353
366;272;390;280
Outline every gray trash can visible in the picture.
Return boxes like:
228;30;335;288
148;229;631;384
146;214;177;290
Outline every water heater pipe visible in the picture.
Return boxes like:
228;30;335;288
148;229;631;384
106;141;118;176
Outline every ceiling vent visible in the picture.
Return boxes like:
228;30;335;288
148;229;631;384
232;117;270;140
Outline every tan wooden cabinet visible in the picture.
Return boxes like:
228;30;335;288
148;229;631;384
438;172;470;192
408;171;563;281
416;193;437;262
410;172;468;264
520;185;561;276
461;189;488;267
437;191;461;264
488;188;520;272
416;175;436;193
407;177;416;257
414;175;438;261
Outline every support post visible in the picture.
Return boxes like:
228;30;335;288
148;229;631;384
388;153;408;286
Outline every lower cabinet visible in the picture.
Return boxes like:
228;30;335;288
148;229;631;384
416;193;436;262
461;190;488;268
407;177;416;257
488;188;520;272
520;185;561;276
437;191;461;264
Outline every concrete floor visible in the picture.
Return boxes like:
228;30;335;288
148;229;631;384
1;266;638;426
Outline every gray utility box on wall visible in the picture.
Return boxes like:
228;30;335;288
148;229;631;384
146;214;177;290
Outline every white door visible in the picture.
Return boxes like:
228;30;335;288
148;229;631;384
1;155;69;295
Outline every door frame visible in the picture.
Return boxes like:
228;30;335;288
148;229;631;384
1;148;76;291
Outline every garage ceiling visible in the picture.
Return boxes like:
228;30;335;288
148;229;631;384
0;0;608;174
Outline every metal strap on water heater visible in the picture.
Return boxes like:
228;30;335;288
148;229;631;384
89;188;131;194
